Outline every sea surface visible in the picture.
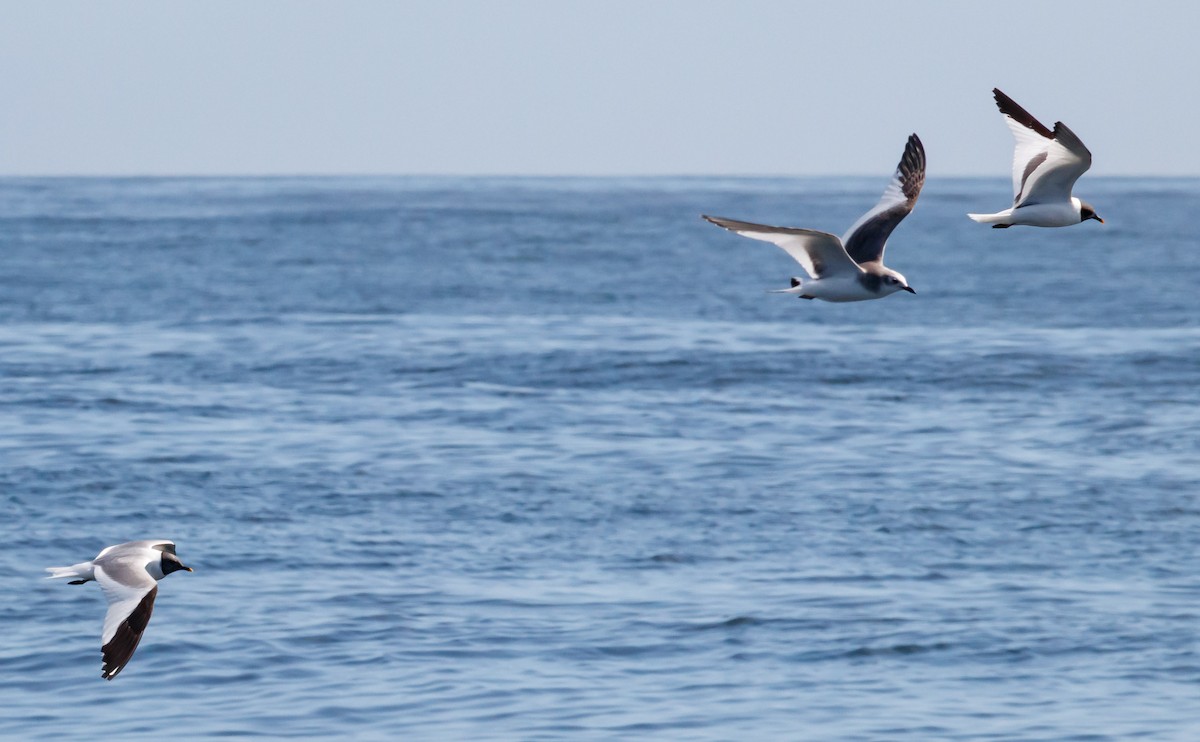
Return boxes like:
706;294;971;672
2;176;1199;740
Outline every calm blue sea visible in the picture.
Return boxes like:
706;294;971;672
2;176;1199;740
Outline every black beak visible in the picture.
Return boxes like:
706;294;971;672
182;565;194;572
1091;215;1105;224
903;286;916;294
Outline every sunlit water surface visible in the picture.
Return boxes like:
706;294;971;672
2;176;1199;740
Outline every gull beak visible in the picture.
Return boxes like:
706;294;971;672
903;286;916;294
1095;216;1105;224
183;566;194;572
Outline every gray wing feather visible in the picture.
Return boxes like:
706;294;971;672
702;215;861;279
94;554;158;589
100;540;175;557
1015;121;1092;207
993;89;1092;207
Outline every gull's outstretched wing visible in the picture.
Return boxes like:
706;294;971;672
841;133;925;266
94;558;158;680
702;215;862;279
994;88;1092;207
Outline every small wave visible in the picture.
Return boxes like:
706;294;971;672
462;381;546;396
841;641;955;658
688;615;764;631
646;553;696;564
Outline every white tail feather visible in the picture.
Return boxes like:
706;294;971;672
967;212;1008;224
768;277;806;295
45;562;93;581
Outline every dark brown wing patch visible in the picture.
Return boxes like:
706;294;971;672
993;88;1053;139
898;133;925;205
843;204;910;265
101;586;157;680
842;134;924;265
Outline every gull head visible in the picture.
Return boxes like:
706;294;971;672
1079;200;1104;224
161;551;194;576
882;271;916;295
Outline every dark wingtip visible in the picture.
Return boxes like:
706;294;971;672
898;133;926;203
99;587;157;682
992;88;1054;139
701;214;739;232
905;133;926;169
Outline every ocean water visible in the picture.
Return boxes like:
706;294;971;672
2;175;1199;740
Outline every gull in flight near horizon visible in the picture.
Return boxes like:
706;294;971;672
47;539;193;680
968;88;1103;228
703;134;924;302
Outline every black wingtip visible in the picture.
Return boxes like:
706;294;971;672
992;88;1054;139
99;587;157;682
701;214;741;232
906;133;925;165
904;133;926;168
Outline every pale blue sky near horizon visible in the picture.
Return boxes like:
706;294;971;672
0;1;1195;177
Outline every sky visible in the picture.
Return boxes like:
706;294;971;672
0;1;1196;177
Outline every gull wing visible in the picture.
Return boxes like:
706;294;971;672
94;558;158;680
994;88;1092;207
702;216;862;279
841;133;925;266
95;540;173;560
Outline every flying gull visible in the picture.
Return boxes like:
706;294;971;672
968;88;1102;228
47;540;193;680
703;134;924;302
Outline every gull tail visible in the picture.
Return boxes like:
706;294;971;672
768;277;811;298
967;211;1010;225
46;562;95;584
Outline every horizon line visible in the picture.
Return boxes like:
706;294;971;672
0;171;1195;180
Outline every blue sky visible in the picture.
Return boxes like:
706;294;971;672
0;1;1195;176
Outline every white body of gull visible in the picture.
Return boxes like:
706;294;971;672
47;539;192;680
969;88;1103;228
703;134;924;302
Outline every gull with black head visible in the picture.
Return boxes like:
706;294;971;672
47;539;193;680
703;134;924;302
969;88;1103;228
